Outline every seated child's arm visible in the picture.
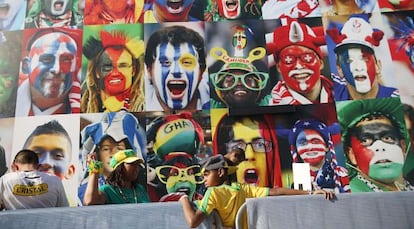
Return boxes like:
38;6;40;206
269;187;335;200
180;195;207;228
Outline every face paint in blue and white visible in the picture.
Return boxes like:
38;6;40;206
153;42;200;109
338;48;377;94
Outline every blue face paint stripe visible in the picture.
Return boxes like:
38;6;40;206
159;42;170;104
339;50;356;88
186;43;196;103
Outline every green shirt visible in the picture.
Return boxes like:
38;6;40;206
99;184;150;204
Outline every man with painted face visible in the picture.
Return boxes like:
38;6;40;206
327;15;399;101
267;19;334;105
82;30;145;113
144;25;209;112
144;0;200;23
209;47;269;108
23;120;75;182
288;119;350;193
25;0;83;28
213;114;283;187
146;112;204;201
16;28;81;116
338;97;410;192
205;0;262;22
0;0;26;31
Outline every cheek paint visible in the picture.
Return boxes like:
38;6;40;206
350;136;374;175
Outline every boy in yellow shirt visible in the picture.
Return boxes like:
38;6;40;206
180;154;334;228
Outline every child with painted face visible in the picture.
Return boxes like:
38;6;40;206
144;25;208;112
338;98;410;192
327;14;399;101
179;154;335;228
267;19;334;105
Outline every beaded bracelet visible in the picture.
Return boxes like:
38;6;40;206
87;160;104;176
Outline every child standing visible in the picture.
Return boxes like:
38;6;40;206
180;154;334;228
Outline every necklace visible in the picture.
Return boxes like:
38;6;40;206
118;187;138;203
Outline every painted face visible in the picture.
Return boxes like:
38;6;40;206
157;164;200;198
349;117;404;183
295;129;327;166
42;0;72;17
229;118;269;186
0;59;17;104
232;29;246;50
277;45;321;93
151;42;200;110
26;134;72;179
28;32;77;98
101;0;128;14
98;137;127;176
154;0;194;21
338;48;377;94
0;0;25;29
218;70;261;107
97;47;133;96
217;0;242;19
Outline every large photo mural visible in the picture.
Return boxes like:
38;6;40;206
0;0;414;211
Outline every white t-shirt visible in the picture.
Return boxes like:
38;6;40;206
0;170;69;210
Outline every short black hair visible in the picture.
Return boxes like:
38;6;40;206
144;25;206;71
13;149;39;166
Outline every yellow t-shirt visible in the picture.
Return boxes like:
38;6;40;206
195;183;269;228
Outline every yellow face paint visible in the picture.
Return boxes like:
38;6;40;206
179;53;196;72
231;118;268;187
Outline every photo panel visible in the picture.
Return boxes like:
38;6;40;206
210;108;283;188
261;0;321;20
145;109;211;202
0;30;22;118
205;0;263;22
381;10;414;97
264;16;334;105
144;22;209;113
0;0;26;31
0;117;15;176
336;97;412;192
78;110;147;205
16;27;83;116
84;0;142;25
81;23;145;113
324;12;399;102
206;19;270;109
273;102;349;193
11;114;81;206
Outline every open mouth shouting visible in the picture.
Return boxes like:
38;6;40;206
0;3;10;19
167;0;185;14
225;0;239;11
167;79;187;99
243;168;259;185
54;0;64;11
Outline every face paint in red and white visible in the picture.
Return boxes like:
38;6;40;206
278;45;321;93
97;47;133;96
295;129;327;166
338;48;376;94
28;32;77;98
217;0;241;19
152;42;200;109
154;0;194;21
